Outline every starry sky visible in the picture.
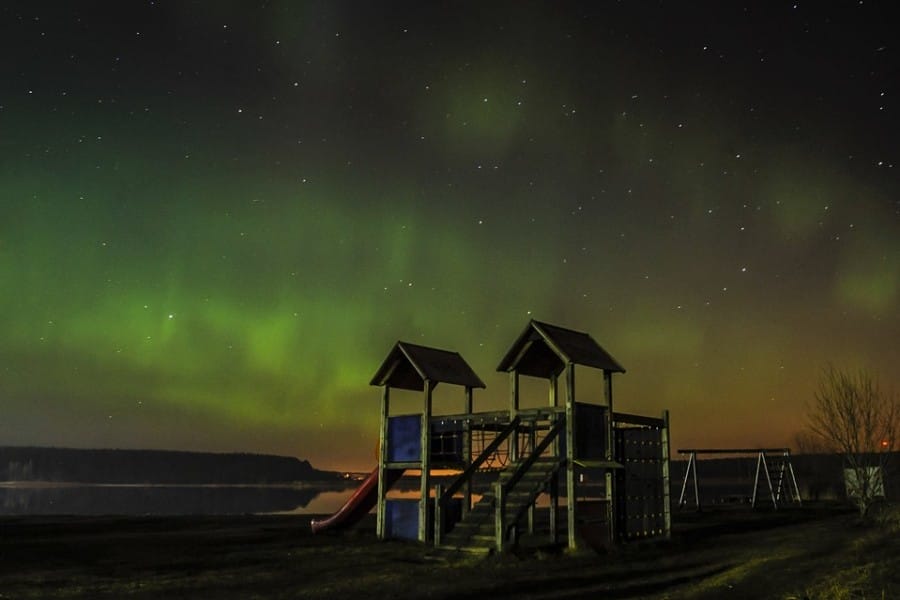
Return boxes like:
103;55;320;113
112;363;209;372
1;1;897;471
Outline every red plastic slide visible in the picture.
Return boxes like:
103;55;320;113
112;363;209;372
310;467;404;533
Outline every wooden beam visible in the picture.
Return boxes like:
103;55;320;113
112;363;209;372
509;370;520;464
507;339;534;374
564;362;577;550
419;379;433;543
612;412;666;428
549;373;560;457
549;372;558;407
661;409;671;539
463;387;473;516
494;481;505;552
604;370;617;544
376;385;390;539
549;473;558;545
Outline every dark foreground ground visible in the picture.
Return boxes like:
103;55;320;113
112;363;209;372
1;504;898;599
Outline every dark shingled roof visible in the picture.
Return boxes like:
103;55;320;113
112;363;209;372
370;341;486;391
496;320;625;378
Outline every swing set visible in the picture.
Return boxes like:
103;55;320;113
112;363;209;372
677;448;802;510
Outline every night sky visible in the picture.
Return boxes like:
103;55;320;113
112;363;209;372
2;2;897;471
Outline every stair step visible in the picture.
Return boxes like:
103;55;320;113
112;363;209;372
508;492;536;500
470;533;496;544
500;461;560;473
439;453;565;553
436;544;492;556
448;521;492;533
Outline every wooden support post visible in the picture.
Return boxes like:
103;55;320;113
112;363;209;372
528;503;535;535
549;473;559;544
463;386;473;516
527;423;536;534
376;385;390;540
494;481;505;553
509;371;519;464
434;483;443;547
548;373;560;544
604;370;617;544
419;379;433;543
661;409;672;538
549;373;558;407
549;373;559;455
564;362;577;550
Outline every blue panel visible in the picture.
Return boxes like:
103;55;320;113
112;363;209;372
388;415;421;462
384;497;462;541
385;499;420;540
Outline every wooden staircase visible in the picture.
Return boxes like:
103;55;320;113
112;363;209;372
438;455;564;555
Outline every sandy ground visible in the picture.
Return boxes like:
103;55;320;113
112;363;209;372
0;505;897;599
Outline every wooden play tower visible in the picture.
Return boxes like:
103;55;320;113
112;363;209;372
370;320;671;553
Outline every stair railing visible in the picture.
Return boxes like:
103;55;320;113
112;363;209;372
502;417;564;493
435;415;521;546
494;417;565;551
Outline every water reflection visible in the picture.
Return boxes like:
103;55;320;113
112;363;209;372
0;484;356;516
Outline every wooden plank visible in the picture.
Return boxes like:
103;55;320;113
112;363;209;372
661;409;671;539
574;459;624;469
419;380;433;543
565;362;577;550
434;410;511;424
494;481;505;552
613;411;665;428
384;461;422;470
463;387;473;517
376;385;390;540
604;371;617;544
509;371;519;463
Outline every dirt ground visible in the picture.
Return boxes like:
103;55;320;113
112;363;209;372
1;504;897;599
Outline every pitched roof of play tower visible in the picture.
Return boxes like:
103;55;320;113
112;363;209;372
370;341;486;391
496;320;625;378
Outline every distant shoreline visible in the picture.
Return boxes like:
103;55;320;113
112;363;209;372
1;446;342;485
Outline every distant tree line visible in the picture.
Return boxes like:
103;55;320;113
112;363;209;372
0;447;340;484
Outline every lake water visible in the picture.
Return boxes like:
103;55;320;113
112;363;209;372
0;483;357;516
0;480;652;516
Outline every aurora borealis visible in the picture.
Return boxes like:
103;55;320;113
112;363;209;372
1;2;897;471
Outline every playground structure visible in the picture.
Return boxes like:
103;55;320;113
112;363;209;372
312;320;671;553
677;448;802;511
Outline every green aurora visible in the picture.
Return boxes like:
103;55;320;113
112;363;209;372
1;2;897;470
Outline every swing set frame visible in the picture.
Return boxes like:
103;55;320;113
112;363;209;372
677;448;802;510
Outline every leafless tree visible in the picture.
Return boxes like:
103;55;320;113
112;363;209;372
793;430;833;455
807;365;898;518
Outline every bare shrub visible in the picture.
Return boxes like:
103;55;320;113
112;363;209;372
806;365;898;518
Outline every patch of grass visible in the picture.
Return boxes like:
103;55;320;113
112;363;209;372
872;502;900;531
678;550;802;597
3;508;899;599
787;503;900;600
799;564;879;600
